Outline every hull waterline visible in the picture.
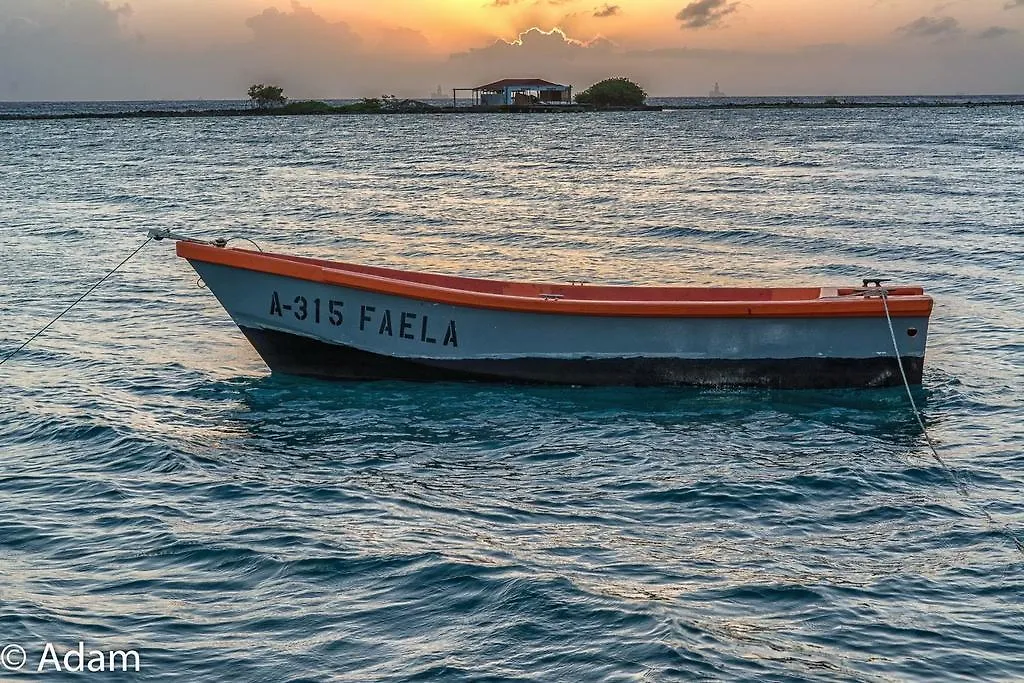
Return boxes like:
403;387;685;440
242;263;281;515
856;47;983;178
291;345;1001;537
239;325;923;388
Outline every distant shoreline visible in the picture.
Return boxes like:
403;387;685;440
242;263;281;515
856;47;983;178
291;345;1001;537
2;98;1023;122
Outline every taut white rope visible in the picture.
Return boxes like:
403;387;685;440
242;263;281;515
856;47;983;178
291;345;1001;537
880;289;1024;556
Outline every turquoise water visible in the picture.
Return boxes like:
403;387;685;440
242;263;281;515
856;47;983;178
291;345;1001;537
1;106;1022;681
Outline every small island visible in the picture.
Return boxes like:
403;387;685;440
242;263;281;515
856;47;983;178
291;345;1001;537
1;78;661;122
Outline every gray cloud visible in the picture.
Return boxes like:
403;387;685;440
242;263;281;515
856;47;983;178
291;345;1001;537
238;4;432;97
978;25;1019;39
238;2;367;97
896;16;964;39
0;0;131;45
370;25;433;55
676;0;739;29
1005;0;1024;9
594;4;621;17
0;0;139;99
0;1;430;100
245;2;360;52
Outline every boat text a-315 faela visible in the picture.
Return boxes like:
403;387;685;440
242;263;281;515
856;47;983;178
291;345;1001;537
171;237;933;389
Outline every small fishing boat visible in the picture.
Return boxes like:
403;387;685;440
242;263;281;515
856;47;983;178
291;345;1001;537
175;239;932;389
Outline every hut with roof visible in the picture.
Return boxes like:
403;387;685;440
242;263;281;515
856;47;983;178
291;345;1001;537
453;78;573;107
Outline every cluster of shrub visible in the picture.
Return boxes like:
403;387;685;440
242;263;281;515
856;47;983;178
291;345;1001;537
573;78;647;107
248;85;424;114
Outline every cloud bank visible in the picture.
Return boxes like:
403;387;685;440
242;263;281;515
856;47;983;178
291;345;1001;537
0;0;1022;100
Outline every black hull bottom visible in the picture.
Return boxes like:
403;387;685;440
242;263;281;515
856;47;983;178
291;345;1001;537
239;327;924;389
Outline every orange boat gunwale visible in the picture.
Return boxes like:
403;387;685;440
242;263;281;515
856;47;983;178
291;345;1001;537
176;241;933;319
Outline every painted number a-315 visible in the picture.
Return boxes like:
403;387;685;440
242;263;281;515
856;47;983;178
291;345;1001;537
269;291;458;347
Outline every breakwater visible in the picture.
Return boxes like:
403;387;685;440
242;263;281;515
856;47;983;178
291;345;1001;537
3;97;1023;121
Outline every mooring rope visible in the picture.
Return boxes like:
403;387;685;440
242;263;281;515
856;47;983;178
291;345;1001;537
880;290;1024;556
0;234;154;367
880;291;950;473
225;236;264;252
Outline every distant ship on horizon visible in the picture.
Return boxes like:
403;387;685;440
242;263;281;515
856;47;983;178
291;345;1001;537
708;82;726;98
432;84;445;99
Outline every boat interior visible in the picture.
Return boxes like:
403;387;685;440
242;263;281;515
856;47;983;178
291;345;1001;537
262;250;926;303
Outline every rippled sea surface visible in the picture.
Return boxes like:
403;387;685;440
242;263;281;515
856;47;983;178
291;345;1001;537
1;106;1022;681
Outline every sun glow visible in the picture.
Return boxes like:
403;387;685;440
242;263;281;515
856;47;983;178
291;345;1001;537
504;27;585;47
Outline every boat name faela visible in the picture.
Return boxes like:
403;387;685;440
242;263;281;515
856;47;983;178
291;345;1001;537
269;291;459;347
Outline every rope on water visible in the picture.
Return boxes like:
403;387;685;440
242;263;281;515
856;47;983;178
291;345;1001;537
880;290;1024;556
0;234;154;367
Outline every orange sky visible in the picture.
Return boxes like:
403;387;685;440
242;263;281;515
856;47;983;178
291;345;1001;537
1;0;1022;99
127;0;1024;52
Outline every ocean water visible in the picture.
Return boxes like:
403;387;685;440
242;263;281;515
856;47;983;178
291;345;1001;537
0;105;1022;681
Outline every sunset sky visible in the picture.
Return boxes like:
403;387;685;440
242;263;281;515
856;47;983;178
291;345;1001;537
1;0;1022;99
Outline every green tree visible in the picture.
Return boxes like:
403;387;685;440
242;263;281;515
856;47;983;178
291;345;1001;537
248;84;287;109
576;78;647;107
